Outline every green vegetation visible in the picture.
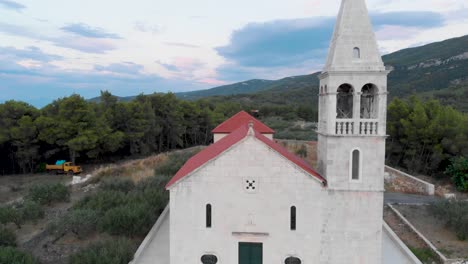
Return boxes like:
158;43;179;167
408;247;439;264
445;157;468;192
68;239;135;264
26;183;70;205
0;227;16;247
0;92;237;174
430;200;468;240
386;97;468;178
48;151;193;241
0;247;40;264
0;206;22;229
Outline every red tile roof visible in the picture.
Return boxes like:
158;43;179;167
166;124;326;189
211;111;275;134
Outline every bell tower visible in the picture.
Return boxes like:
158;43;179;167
317;0;389;263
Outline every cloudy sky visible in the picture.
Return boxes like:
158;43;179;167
0;0;467;107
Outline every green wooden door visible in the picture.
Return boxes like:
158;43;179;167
239;243;262;264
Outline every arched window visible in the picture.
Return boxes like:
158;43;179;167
337;84;354;119
201;254;218;264
285;256;302;264
360;84;378;119
290;206;296;230
320;86;323;94
351;149;361;181
206;204;212;228
353;47;360;59
325;85;328;93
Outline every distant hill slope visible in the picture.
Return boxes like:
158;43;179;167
176;79;274;100
89;35;468;111
384;35;468;97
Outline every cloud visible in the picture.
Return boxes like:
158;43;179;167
61;23;121;39
134;21;163;34
0;22;118;53
157;61;181;72
217;11;444;69
0;59;209;107
214;11;445;81
0;0;25;11
164;42;200;48
94;62;144;75
0;46;62;62
54;37;117;54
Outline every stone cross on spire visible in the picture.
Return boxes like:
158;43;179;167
323;0;385;72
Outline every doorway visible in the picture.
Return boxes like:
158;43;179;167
239;242;262;264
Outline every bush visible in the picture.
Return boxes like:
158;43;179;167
99;178;135;193
99;203;153;237
68;238;135;264
0;206;22;228
295;145;308;158
445;157;468;192
74;191;127;213
26;183;70;205
154;150;197;176
48;209;98;240
0;247;40;264
17;201;44;223
0;227;16;247
430;200;468;240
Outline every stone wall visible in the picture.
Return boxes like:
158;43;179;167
384;166;435;196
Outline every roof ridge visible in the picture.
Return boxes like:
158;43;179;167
166;124;325;189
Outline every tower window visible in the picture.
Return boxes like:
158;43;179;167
337;84;354;119
351;149;361;180
360;83;378;119
290;206;296;230
206;204;212;228
353;47;361;59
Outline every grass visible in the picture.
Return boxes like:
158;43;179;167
409;247;440;263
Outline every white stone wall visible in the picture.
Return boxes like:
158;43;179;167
169;136;327;264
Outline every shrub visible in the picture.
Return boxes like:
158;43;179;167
26;183;70;205
154;150;197;176
68;238;135;264
17;201;44;223
0;206;22;228
295;145;308;158
430;200;468;240
0;227;16;247
48;209;98;240
99;203;154;237
99;178;135;193
74;191;127;213
0;247;40;264
445;157;468;192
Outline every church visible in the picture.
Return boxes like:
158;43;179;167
131;0;421;263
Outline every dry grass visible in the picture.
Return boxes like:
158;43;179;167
89;154;168;184
88;146;205;184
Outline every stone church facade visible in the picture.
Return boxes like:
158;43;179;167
131;0;416;263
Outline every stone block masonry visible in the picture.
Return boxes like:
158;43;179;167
384;166;435;196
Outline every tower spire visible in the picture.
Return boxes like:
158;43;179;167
324;0;384;72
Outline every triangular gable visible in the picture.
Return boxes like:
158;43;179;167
166;124;326;189
211;111;275;134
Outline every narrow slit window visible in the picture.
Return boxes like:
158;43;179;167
352;150;360;180
206;204;212;228
353;47;361;59
290;206;296;230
